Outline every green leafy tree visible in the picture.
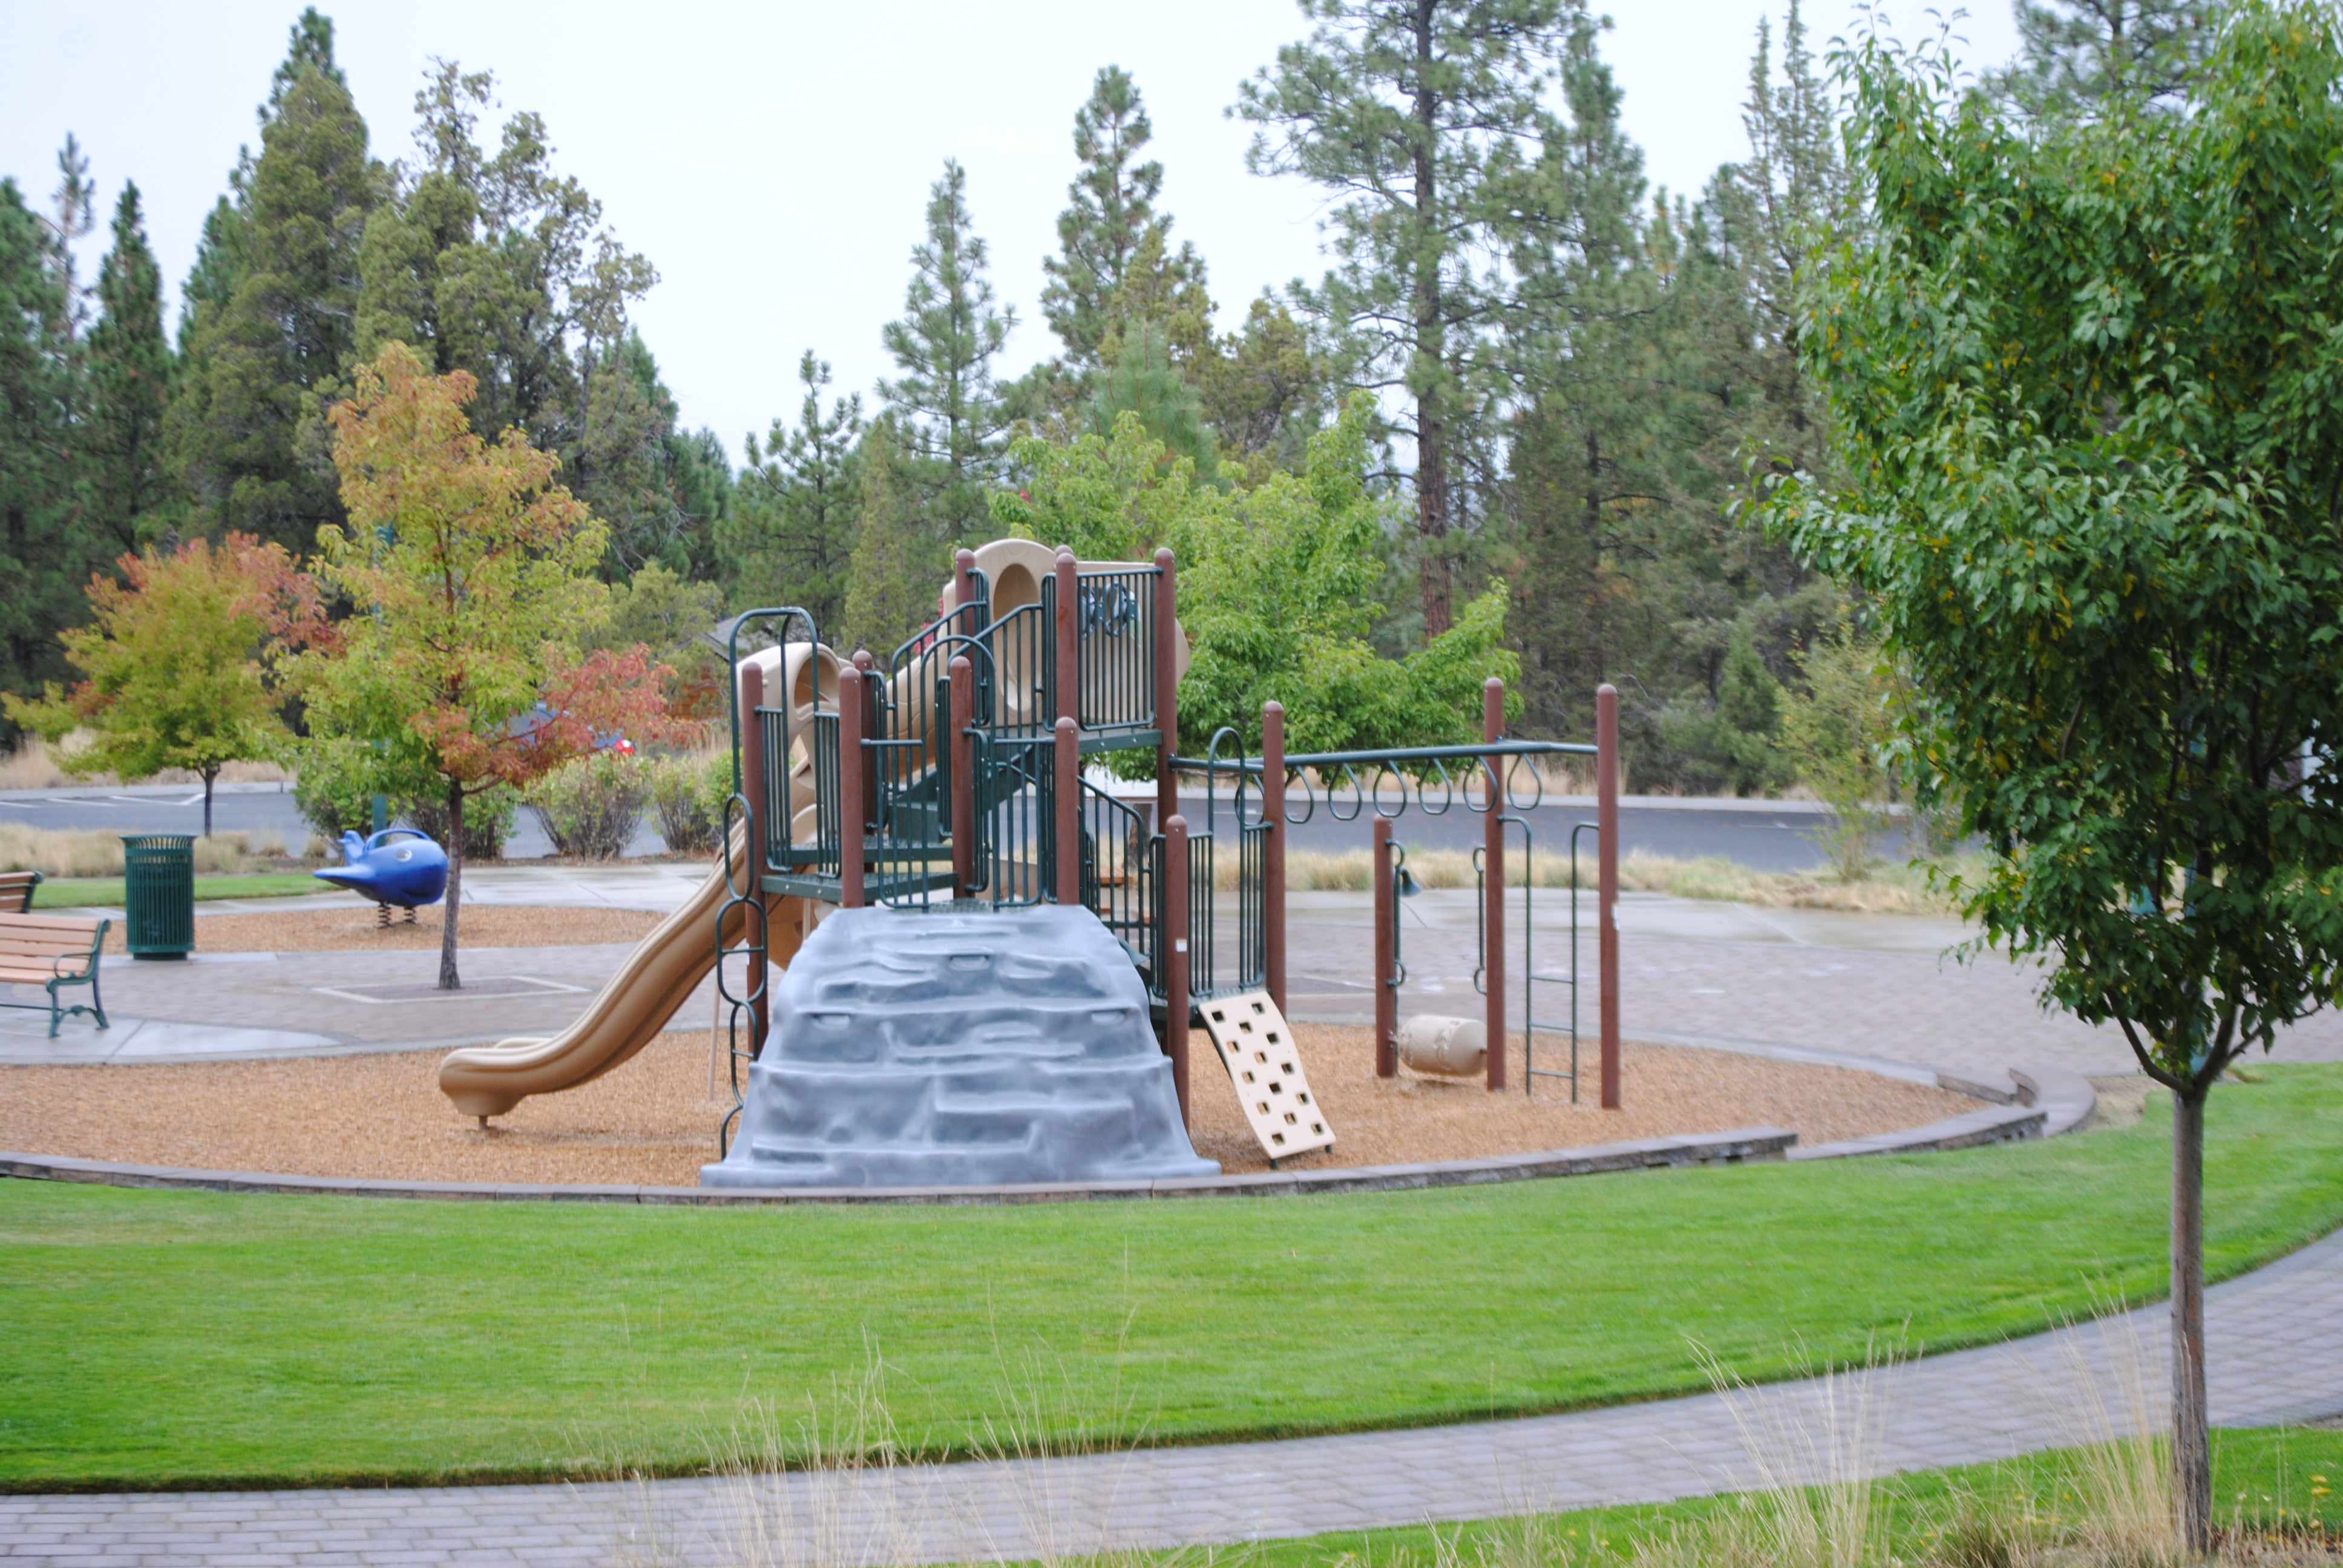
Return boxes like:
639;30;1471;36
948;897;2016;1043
1985;0;2218;117
1238;0;1585;638
879;160;1014;541
1043;67;1204;374
1777;616;1895;879
1767;8;2343;1541
722;350;863;640
2;535;306;835
85;185;177;554
580;560;726;720
0;177;88;736
297;343;674;989
167;7;384;555
997;399;1517;754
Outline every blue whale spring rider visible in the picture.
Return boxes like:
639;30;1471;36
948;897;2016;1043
315;827;448;926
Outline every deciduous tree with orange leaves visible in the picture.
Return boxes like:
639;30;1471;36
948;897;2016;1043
294;342;679;989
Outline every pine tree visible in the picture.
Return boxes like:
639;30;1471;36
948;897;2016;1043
879;160;1014;541
1196;299;1328;471
1239;0;1586;638
840;418;944;658
355;62;658;460
39;136;95;345
723;351;863;640
1986;0;2217;117
0;178;88;734
85;184;176;554
1043;68;1202;372
168;7;384;555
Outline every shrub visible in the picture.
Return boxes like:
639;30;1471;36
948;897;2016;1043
646;753;729;857
525;751;647;860
293;741;516;859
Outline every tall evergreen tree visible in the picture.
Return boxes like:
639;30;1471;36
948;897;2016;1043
1985;0;2217;117
1507;6;1837;776
167;7;384;555
0;178;87;734
85;184;176;554
39;136;95;345
355;62;658;463
572;330;726;580
840;417;943;656
879;160;1014;541
1239;0;1586;638
722;351;863;639
1043;68;1203;373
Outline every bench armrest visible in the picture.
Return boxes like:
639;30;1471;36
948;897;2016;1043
51;920;107;979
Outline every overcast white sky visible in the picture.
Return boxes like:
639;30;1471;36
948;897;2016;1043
1;1;2020;460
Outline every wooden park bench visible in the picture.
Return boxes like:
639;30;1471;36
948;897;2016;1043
0;911;109;1037
0;869;41;913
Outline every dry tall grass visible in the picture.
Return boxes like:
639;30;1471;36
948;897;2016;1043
0;823;296;877
1230;846;1968;915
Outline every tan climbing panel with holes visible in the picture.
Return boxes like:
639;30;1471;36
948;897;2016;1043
1199;991;1335;1163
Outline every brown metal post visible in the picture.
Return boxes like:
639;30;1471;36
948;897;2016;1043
949;653;975;898
1373;815;1397;1077
1163;812;1191;1125
1153;546;1178;837
739;661;768;1057
1055;547;1080;726
954;547;978;627
1262;700;1286;1014
838;659;865;910
1055;548;1082;909
1598;682;1621;1109
1055;716;1081;906
1483;677;1506;1093
853;649;877;841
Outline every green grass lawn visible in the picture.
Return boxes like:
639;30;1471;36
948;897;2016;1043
1;1067;2339;1492
29;872;335;909
1211;1427;2343;1568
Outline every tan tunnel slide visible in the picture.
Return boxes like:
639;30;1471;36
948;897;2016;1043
437;840;806;1119
438;640;836;1121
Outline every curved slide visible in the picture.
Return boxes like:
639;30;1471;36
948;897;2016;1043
437;834;806;1121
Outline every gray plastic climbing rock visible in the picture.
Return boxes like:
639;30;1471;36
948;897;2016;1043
701;903;1219;1188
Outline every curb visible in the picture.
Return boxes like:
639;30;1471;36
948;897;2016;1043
0;1128;1795;1206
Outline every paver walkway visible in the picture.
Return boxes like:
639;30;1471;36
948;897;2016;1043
5;1227;2338;1567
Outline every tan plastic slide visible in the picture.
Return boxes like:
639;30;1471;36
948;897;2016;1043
436;843;805;1120
437;639;839;1122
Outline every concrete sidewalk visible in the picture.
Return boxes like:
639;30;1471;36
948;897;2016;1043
4;1226;2335;1567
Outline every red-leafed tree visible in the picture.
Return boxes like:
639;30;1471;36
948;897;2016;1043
295;342;682;988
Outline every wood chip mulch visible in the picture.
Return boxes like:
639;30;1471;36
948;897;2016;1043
99;904;666;955
0;1025;1979;1188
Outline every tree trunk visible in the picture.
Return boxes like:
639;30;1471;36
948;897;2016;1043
438;783;464;991
2172;1084;2210;1554
202;768;217;840
1411;0;1452;640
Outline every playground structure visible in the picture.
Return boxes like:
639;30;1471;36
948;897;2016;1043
438;536;1620;1186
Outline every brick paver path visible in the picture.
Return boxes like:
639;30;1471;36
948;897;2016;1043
6;1226;2336;1567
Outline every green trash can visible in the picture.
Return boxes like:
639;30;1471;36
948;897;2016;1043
122;834;195;959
